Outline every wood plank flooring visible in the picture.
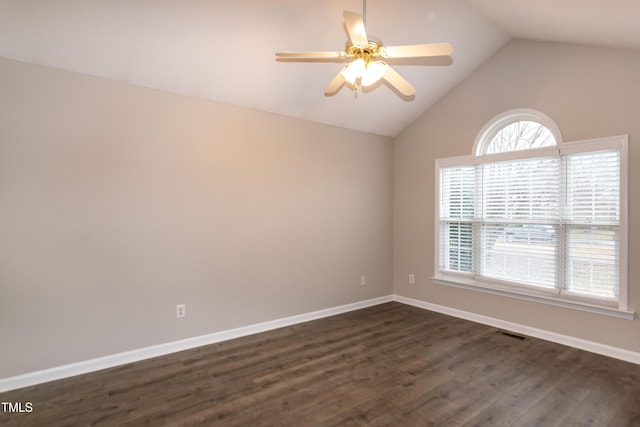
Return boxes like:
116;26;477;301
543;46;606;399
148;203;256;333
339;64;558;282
1;302;639;426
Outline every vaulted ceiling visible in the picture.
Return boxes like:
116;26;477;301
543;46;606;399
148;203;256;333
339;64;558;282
1;0;638;137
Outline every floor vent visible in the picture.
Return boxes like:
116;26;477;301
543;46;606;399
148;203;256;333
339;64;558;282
496;330;529;341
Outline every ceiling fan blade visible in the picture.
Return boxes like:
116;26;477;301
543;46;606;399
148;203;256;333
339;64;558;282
276;51;346;59
381;63;415;96
343;11;368;47
324;68;346;96
380;43;453;59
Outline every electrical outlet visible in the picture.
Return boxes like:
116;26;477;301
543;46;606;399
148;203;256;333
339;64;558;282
176;304;186;318
409;274;415;284
360;275;366;285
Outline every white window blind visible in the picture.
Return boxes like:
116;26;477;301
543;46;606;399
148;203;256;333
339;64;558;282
565;149;620;299
436;137;627;313
479;156;560;289
439;166;474;273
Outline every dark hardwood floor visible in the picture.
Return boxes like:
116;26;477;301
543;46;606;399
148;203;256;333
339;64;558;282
1;302;639;426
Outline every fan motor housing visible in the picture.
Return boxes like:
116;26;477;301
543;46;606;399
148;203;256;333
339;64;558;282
345;38;382;61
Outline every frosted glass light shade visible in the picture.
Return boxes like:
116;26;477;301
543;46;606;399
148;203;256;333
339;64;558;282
341;58;365;85
361;61;386;86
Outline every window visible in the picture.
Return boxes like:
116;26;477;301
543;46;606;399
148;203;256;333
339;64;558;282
435;110;630;318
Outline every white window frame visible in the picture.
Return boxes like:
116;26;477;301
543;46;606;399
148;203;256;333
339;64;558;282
434;111;631;320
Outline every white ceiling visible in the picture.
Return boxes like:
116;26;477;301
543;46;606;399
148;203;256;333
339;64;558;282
0;0;638;137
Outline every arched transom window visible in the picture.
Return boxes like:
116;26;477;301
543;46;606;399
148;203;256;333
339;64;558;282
474;109;561;156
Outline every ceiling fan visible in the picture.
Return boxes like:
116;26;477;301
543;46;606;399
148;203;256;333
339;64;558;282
275;2;453;97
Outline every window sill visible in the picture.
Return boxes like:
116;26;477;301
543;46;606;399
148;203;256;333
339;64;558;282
432;274;635;320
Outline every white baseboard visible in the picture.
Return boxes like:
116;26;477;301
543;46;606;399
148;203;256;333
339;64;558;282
0;295;393;393
393;294;640;365
4;293;637;393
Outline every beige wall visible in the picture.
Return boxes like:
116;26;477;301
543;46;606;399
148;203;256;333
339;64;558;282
394;39;640;353
0;58;393;378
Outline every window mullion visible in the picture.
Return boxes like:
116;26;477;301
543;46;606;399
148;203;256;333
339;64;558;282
473;164;483;277
557;155;567;295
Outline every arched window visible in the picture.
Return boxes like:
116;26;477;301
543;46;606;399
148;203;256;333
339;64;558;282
435;109;630;317
473;109;561;156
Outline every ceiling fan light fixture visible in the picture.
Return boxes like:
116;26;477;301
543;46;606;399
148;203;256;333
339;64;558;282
276;3;453;98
